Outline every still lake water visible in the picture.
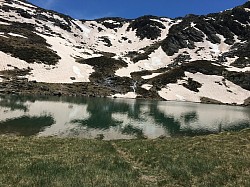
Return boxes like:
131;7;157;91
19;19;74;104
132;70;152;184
0;95;249;139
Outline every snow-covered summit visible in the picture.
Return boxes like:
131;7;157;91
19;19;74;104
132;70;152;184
0;0;249;105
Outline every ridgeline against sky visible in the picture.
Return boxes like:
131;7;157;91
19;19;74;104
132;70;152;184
28;0;247;20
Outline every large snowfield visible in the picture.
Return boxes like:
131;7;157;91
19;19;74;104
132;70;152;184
0;0;249;104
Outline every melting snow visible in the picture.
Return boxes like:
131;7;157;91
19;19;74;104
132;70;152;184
158;72;250;104
28;34;94;83
142;73;162;79
0;0;249;103
72;20;91;37
4;0;34;12
0;34;94;83
73;66;85;78
112;92;137;99
8;33;27;38
190;22;196;27
0;51;31;73
141;84;153;90
116;47;172;77
17;0;37;9
225;56;239;66
0;32;8;38
0;21;10;25
226;67;250;72
104;20;120;25
244;8;250;12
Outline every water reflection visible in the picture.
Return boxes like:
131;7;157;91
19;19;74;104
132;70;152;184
0;95;29;112
0;115;55;136
148;103;181;136
71;98;128;129
0;95;249;139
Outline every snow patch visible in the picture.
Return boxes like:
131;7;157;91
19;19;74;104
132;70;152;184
112;92;137;99
225;56;239;66
211;63;221;67
73;66;84;78
83;20;169;55
190;22;196;27
53;14;68;25
244;8;250;12
17;0;37;9
0;34;94;84
158;72;250;104
226;67;250;72
142;73;162;79
116;47;172;77
28;34;94;83
72;20;91;37
0;21;10;25
176;34;231;63
4;0;34;12
0;51;30;71
141;84;153;90
159;86;200;103
175;94;186;101
103;20;120;25
8;33;27;38
0;32;8;38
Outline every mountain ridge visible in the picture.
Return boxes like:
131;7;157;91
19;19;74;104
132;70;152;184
0;0;249;105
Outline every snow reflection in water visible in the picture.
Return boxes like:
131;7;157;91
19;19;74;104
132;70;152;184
0;95;249;139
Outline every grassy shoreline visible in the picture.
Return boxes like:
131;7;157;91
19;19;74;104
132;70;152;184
0;129;249;186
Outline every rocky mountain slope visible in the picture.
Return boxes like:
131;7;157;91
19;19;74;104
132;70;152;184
0;0;249;105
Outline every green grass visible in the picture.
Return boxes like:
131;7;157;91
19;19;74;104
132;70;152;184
0;129;249;186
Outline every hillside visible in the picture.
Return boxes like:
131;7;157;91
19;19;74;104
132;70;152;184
0;0;249;105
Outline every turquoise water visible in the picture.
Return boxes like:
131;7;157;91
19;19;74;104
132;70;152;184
0;95;249;139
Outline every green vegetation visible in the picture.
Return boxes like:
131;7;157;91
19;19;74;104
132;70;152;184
0;22;60;65
0;129;249;186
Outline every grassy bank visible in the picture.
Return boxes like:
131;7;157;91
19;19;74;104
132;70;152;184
0;130;249;187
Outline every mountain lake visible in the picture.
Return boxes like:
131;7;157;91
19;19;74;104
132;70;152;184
0;95;249;140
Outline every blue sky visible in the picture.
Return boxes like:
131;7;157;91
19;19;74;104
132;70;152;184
28;0;247;20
